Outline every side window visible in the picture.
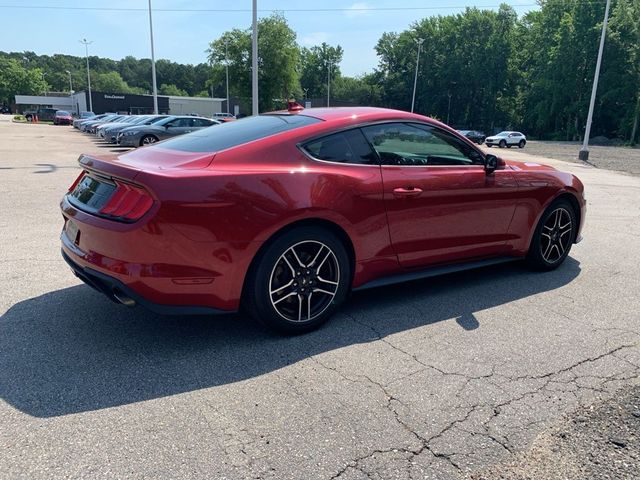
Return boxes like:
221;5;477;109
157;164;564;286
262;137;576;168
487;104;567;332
361;122;483;166
195;118;214;127
303;129;377;165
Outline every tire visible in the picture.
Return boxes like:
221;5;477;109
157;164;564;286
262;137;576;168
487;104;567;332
526;199;577;271
499;140;506;148
486;144;492;148
25;114;33;122
140;135;158;146
243;226;352;334
519;140;526;148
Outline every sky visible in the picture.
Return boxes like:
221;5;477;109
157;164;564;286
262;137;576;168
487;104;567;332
0;0;538;77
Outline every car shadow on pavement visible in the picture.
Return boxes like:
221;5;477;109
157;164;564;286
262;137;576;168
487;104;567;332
0;258;580;418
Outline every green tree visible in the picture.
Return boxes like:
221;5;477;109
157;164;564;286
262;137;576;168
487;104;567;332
159;83;188;96
0;58;48;104
208;13;301;111
92;71;132;93
299;43;343;99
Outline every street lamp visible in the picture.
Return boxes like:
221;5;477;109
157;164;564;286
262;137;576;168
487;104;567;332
326;60;333;107
66;70;75;114
251;0;258;115
411;38;424;113
225;39;230;115
41;72;47;96
579;0;611;161
80;38;93;113
148;0;159;114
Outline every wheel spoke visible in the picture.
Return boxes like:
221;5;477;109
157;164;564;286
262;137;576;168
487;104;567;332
307;292;312;320
273;291;297;305
307;244;325;268
281;254;296;275
317;275;338;287
556;240;566;255
289;246;305;268
313;287;336;297
270;279;293;296
316;250;332;273
542;241;553;260
297;294;303;321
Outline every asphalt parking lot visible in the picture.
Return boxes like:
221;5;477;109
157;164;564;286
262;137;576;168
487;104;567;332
1;115;639;479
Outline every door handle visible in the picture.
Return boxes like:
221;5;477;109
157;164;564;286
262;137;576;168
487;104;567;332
393;187;423;197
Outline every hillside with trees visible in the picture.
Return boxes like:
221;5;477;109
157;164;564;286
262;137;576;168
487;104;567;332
1;0;638;142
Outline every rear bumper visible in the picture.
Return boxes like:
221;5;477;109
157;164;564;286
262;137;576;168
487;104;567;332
61;248;232;316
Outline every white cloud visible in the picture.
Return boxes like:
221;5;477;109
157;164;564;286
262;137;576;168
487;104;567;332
300;32;330;46
344;2;372;19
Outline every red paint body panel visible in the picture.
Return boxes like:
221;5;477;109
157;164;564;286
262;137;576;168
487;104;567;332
60;107;586;312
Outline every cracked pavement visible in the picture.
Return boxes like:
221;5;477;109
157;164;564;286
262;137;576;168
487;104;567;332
1;115;639;478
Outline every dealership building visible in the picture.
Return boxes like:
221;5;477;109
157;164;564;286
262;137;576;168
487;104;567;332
14;91;234;117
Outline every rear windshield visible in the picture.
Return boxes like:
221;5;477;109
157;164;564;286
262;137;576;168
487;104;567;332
159;114;322;152
56;111;70;116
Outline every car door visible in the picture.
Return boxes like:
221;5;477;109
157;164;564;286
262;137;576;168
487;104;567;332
361;122;519;269
162;118;192;139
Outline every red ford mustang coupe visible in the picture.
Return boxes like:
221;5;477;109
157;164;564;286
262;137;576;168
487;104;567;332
60;107;585;333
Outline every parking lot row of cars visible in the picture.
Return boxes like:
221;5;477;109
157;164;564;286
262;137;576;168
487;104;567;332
72;112;220;147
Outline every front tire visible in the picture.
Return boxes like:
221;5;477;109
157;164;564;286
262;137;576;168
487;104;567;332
243;227;351;334
140;135;158;146
526;199;577;270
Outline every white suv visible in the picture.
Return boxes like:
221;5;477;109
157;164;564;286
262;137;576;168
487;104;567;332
485;131;527;148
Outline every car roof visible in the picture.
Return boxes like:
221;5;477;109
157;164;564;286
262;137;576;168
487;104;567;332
269;107;435;128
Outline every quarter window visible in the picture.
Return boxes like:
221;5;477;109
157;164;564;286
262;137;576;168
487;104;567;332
361;123;483;166
303;129;377;165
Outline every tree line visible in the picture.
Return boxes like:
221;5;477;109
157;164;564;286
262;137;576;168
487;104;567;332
1;0;638;142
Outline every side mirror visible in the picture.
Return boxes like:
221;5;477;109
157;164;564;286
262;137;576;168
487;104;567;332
485;154;499;174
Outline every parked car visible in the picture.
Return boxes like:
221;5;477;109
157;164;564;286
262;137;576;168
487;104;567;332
103;115;169;143
0;106;12;114
457;130;486;144
23;108;57;122
485;131;527;148
96;115;142;138
86;115;126;134
53;110;73;125
116;115;219;147
213;112;236;122
61;106;585;333
73;112;96;129
79;114;118;132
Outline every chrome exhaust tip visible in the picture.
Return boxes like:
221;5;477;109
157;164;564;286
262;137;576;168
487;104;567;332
113;290;136;307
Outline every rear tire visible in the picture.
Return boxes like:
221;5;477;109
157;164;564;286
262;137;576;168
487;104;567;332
243;226;351;334
526;199;577;271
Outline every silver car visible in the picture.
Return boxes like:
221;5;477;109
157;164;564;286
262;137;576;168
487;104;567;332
485;131;527;148
117;115;220;147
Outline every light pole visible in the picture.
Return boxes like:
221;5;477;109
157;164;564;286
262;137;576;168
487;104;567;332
447;92;452;125
225;39;230;114
148;0;159;114
41;72;47;96
411;38;424;113
579;0;611;161
80;38;93;113
251;0;258;115
66;70;75;114
326;60;333;107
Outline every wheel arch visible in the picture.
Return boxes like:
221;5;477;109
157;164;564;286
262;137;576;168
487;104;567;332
240;217;357;302
525;190;583;253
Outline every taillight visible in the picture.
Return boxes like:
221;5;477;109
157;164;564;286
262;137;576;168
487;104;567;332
98;181;154;221
68;171;85;192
